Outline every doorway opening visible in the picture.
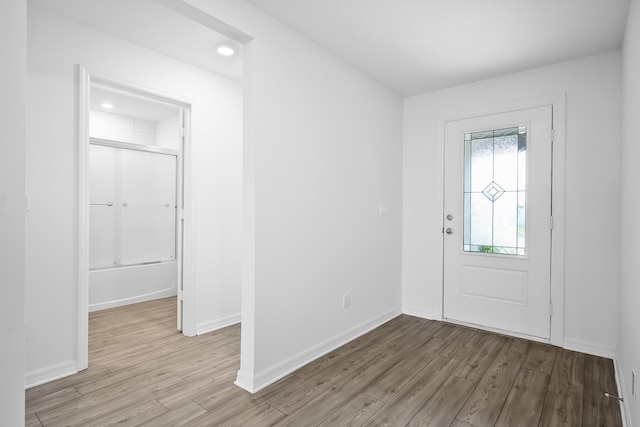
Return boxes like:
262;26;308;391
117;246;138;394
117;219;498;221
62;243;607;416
78;70;192;370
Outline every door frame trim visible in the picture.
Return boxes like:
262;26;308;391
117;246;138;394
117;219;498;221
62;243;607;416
77;66;196;371
435;93;566;347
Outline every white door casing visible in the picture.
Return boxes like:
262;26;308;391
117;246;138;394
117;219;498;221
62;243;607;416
443;106;553;339
77;68;195;371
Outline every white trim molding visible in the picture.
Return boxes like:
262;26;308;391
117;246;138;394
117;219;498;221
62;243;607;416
614;354;632;427
25;361;77;389
402;306;436;320
196;313;241;335
235;308;401;393
563;337;617;360
77;65;90;372
89;288;177;312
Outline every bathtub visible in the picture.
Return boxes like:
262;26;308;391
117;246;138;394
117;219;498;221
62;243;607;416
89;260;178;312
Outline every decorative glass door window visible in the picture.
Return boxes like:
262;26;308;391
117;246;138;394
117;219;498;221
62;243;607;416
463;126;527;255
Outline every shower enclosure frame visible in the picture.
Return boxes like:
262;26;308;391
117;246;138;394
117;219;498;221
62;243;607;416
77;66;195;371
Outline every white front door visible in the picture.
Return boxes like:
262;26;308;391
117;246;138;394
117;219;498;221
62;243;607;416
443;106;553;339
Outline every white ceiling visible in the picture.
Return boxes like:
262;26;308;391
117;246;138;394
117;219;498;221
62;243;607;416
246;0;630;96
29;0;630;97
90;85;180;122
28;0;243;83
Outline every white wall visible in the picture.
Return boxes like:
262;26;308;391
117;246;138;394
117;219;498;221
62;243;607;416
619;0;640;423
90;110;161;147
403;51;621;355
0;0;26;423
26;5;242;382
186;0;404;391
156;115;180;149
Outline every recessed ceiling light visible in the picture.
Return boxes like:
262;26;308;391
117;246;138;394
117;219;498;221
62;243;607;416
100;102;114;109
216;44;235;57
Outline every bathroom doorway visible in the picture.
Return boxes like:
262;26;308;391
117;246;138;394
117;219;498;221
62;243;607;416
77;71;193;370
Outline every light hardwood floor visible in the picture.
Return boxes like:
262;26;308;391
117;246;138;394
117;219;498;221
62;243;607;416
26;297;623;426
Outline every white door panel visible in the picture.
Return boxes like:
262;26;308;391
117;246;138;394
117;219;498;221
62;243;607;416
443;106;552;339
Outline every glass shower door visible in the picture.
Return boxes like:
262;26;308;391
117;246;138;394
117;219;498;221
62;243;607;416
89;144;177;269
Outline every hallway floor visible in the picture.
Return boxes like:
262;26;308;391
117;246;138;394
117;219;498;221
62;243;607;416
25;297;623;426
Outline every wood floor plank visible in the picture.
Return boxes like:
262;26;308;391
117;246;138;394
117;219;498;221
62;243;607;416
582;354;623;427
432;322;461;339
155;371;238;409
362;356;460;427
273;389;357;427
317;393;384;427
89;320;178;345
504;336;532;354
267;342;387;415
186;389;265;427
438;327;482;361
25;299;623;427
82;398;168;427
449;420;476;427
174;352;239;383
362;337;446;402
453;333;507;382
294;334;381;379
387;319;445;353
274;350;418;427
75;362;186;396
45;392;164;427
225;404;288;427
372;315;424;347
190;373;251;412
455;347;526;426
495;368;550;427
253;373;307;404
25;413;43;427
407;375;476;427
522;342;558;375
24;386;81;417
38;371;186;426
88;342;155;366
539;391;583;427
101;336;235;373
369;315;421;340
25;365;109;404
136;401;208;427
549;349;585;401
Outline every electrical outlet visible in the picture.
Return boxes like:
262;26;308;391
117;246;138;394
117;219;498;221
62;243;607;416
633;369;637;400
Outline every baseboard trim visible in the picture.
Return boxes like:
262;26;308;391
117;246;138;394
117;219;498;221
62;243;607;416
563;338;616;359
234;369;254;392
235;308;402;393
196;313;241;335
614;354;632;427
89;288;177;312
25;361;77;389
402;305;437;320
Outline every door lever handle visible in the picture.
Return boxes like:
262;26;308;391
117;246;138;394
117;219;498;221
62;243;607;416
445;228;453;234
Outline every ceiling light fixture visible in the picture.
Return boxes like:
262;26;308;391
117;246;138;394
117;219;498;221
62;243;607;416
99;102;114;109
216;44;235;57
